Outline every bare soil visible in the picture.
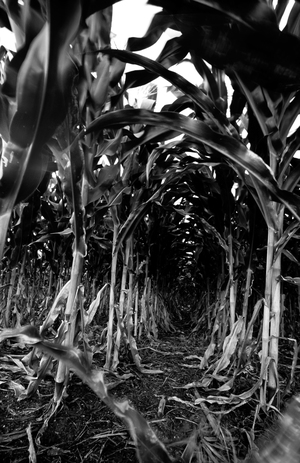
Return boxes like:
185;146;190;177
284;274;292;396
1;328;299;463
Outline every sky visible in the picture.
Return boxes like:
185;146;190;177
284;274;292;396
0;0;202;89
0;26;15;51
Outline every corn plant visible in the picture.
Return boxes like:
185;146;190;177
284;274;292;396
2;0;300;408
99;0;300;404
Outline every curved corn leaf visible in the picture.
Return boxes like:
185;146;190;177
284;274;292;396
0;326;173;463
9;0;81;149
0;0;82;261
82;108;300;221
122;125;181;160
149;0;300;91
282;249;300;265
86;8;112;47
149;0;277;29
127;10;176;52
273;220;300;262
284;1;300;36
278;128;300;185
116;160;238;254
237;169;278;230
1;2;44;97
102;48;234;135
281;275;300;285
90;54;111;110
1;47;29;98
190;51;220;104
282;162;300;192
155;35;189;69
87;164;120;204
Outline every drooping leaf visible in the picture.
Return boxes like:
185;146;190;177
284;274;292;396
84;283;109;327
40;281;71;335
96;163;120;189
190;52;220;104
282;161;300;192
0;326;173;463
0;144;50;204
149;0;278;29
102;48;234;134
122;125;181;159
86;7;112;47
155;35;189;70
280;92;300;142
0;0;82;261
278;128;300;185
149;0;300;91
273;220;300;262
96;129;123;158
9;0;81;149
200;217;228;252
90;53;111;110
281;276;300;285
242;173;278;230
87;164;120;204
127;10;175;52
213;317;243;375
282;249;300;265
82;108;300;221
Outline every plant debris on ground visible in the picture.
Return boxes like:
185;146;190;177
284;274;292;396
1;324;300;463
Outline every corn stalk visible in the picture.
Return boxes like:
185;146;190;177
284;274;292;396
105;206;119;370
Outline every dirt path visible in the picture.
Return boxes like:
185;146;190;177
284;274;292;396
0;330;299;462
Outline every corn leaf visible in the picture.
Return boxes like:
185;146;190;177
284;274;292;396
102;48;233;134
82;108;300;220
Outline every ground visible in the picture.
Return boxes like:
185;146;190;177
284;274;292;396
0;326;299;463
